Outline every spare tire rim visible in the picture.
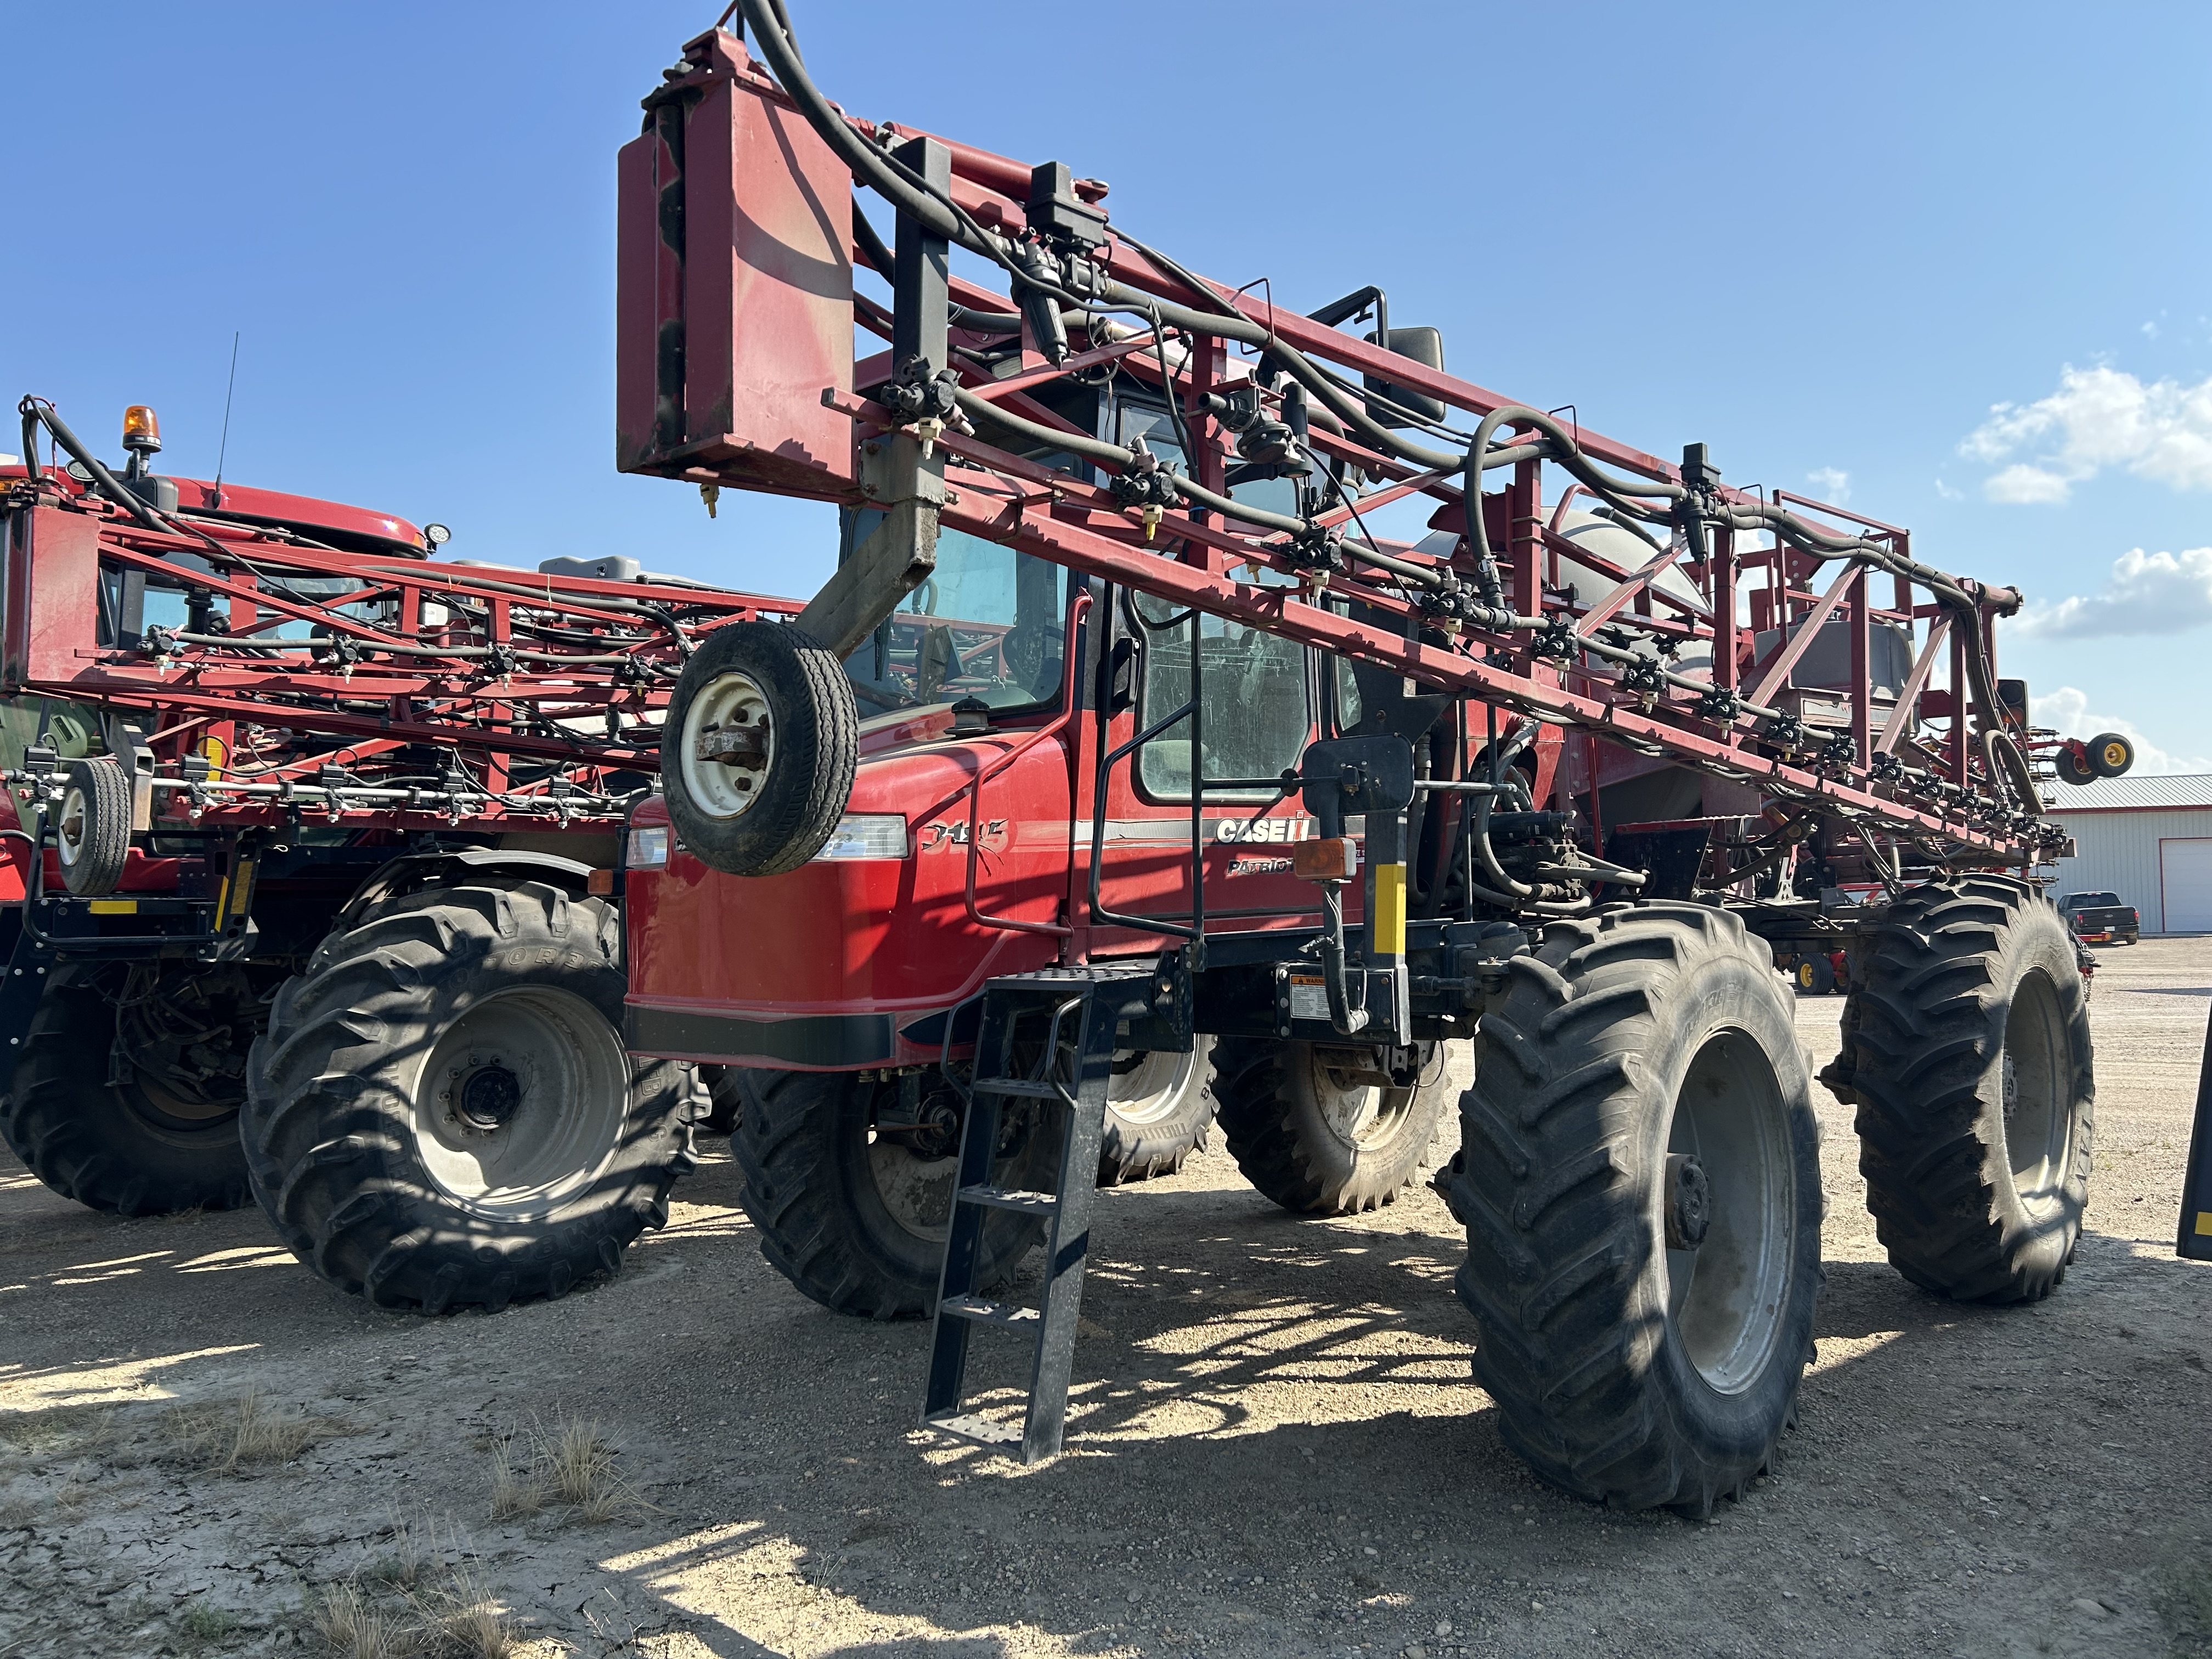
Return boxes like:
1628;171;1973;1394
409;986;629;1218
56;782;91;871
2001;968;2072;1210
1664;1029;1795;1395
680;669;774;821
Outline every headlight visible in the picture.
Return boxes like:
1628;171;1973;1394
811;814;910;861
625;825;670;869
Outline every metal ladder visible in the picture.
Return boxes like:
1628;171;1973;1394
921;967;1146;1463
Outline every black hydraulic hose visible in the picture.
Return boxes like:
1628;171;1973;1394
18;398;170;535
761;1;2042;820
1461;403;1684;616
950;304;1024;334
1317;883;1369;1035
946;385;1303;535
947;385;1451;590
742;2;961;242
852;200;894;277
1722;500;2036;805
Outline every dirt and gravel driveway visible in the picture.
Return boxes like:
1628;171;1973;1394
1;940;2208;1659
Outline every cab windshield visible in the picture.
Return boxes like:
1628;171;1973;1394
839;513;1068;715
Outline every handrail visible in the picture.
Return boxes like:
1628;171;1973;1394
962;590;1092;938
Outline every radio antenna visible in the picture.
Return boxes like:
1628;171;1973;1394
212;331;240;504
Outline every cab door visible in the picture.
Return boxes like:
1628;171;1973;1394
1083;589;1325;955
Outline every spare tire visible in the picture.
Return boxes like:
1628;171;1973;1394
56;758;131;896
661;620;857;877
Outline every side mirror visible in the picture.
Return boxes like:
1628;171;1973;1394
1363;326;1446;428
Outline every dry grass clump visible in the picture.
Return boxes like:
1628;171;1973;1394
163;1390;343;1473
486;1413;648;1523
413;1564;517;1659
0;1400;114;1459
315;1582;411;1659
315;1551;518;1658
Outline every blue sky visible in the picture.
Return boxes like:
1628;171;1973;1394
4;3;2208;765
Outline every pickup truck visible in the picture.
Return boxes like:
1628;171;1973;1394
2059;890;2141;946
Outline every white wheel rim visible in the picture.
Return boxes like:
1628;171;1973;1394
2002;969;2072;1209
1663;1030;1794;1395
57;783;89;868
679;669;774;820
1306;1043;1444;1151
1107;1046;1198;1126
407;986;630;1217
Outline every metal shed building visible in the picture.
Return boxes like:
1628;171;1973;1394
2044;773;2212;935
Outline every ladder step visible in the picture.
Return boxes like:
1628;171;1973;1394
972;1077;1065;1101
938;1294;1041;1327
923;1410;1023;1448
958;1184;1060;1216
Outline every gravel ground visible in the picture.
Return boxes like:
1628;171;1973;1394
1;940;2208;1659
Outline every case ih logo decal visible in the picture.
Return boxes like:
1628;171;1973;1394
1214;816;1318;844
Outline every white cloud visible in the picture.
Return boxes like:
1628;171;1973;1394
2015;545;2212;637
1962;363;2212;503
1933;477;1964;501
2032;686;2211;775
1803;466;1850;504
1984;463;2072;504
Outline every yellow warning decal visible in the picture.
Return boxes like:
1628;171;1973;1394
86;899;137;915
1373;863;1407;957
2195;1211;2212;1238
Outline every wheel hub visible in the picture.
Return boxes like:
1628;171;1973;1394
454;1057;524;1132
1664;1153;1711;1251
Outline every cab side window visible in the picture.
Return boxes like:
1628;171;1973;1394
1133;595;1310;798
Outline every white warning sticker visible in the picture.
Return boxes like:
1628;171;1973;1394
1286;974;1330;1024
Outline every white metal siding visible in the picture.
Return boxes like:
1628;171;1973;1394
2044;805;2212;934
2160;839;2212;933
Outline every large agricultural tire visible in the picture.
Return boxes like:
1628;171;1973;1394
0;963;258;1215
1820;877;2092;1303
660;620;857;877
1098;1039;1216;1185
1445;902;1825;1516
733;1066;1054;1319
1212;1037;1453;1215
56;758;131;896
243;879;696;1314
